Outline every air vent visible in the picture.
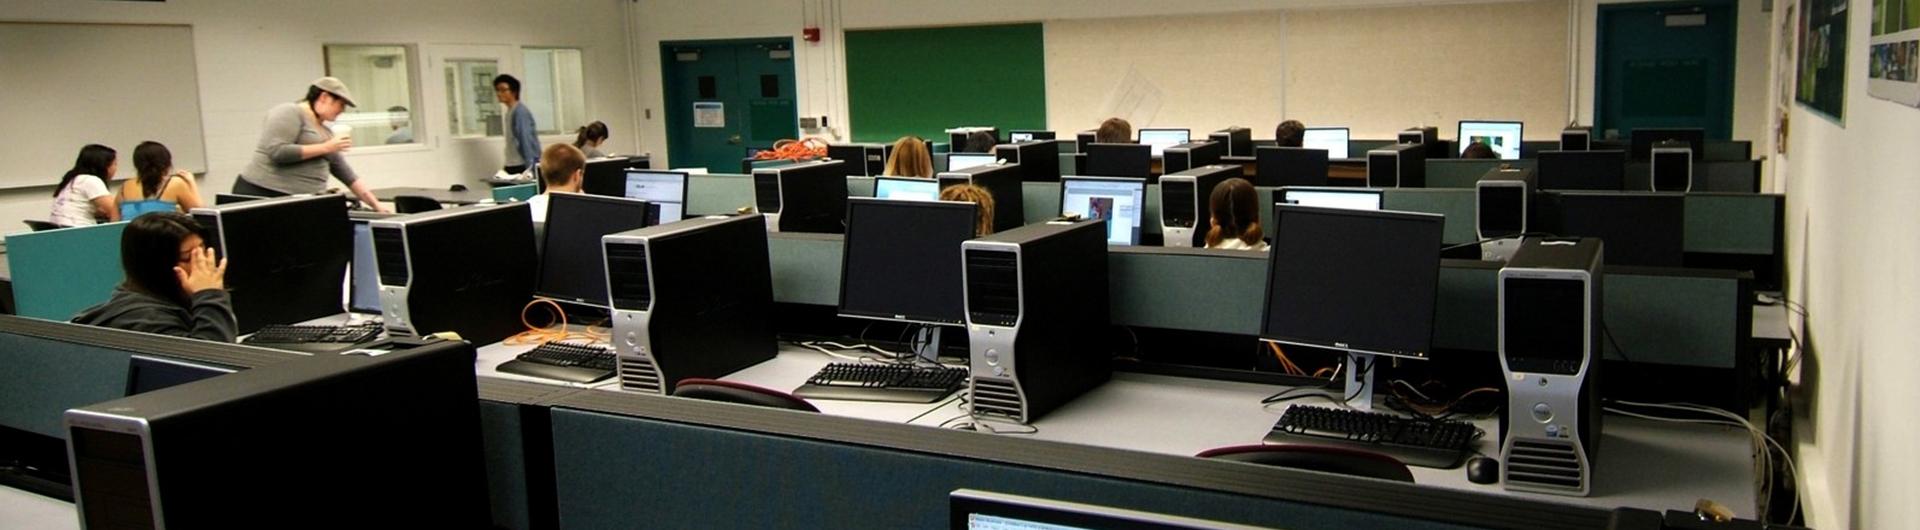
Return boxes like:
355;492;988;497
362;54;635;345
605;242;652;310
965;249;1020;326
194;213;224;259
1506;438;1586;490
618;356;663;394
1162;181;1196;228
371;227;410;286
753;172;782;213
970;379;1024;421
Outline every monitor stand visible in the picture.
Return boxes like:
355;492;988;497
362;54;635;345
1343;352;1379;411
910;325;943;363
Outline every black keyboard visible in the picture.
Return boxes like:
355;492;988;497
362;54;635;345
793;362;969;404
495;342;616;384
244;322;384;346
1264;404;1477;469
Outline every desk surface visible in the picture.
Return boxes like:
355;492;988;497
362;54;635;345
0;486;77;530
371;187;491;205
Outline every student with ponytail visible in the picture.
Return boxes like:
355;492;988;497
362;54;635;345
1204;178;1268;252
574;121;610;158
116;141;204;219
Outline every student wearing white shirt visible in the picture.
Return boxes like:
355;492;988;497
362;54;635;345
526;143;587;222
48;144;121;227
1205;178;1269;252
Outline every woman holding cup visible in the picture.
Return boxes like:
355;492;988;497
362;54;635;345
232;77;387;212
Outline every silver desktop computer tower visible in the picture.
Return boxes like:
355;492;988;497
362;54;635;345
1650;141;1694;192
1158;165;1238;248
603;214;777;394
1498;237;1604;496
1561;126;1592;151
1367;143;1427;188
369;203;536;345
1476;166;1536;262
963;219;1110;424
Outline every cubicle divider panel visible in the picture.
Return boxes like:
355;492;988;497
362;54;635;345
1058;152;1078;175
687;173;755;216
1022;181;1059;226
1602;271;1747;369
1382;189;1479;245
847;176;875;198
1351;139;1395;154
1703;140;1752;162
475;380;585;530
6;222;126;321
1425;160;1537;189
1624;161;1760;193
1108;248;1266;335
492;183;538;203
0;329;134;438
1684;194;1782;255
767;233;843;306
547;396;1579;530
1433;261;1501;352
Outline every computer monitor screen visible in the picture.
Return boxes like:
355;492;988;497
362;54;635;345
951;490;1267;530
580;158;630;197
1261;205;1444;359
1545;192;1685;267
1302;127;1351;159
1138;128;1191;157
874;177;940;201
1279;187;1383;211
125;355;233;396
1083;143;1152;179
1502;277;1588;374
949;153;996;171
536;193;656;307
195;195;351;335
839;198;977;325
1254;147;1329;187
1009;132;1033;143
623;170;688;223
1059;176;1146;246
349;220;382;314
1458;121;1523;160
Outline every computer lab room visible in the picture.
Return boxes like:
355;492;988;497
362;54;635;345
0;0;1910;528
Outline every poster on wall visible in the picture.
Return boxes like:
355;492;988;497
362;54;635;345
1777;3;1800;154
1869;0;1920;106
1799;0;1850;122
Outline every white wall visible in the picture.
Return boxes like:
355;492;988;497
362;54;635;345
0;0;638;232
1770;1;1920;528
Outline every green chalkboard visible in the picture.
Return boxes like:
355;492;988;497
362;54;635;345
845;24;1047;143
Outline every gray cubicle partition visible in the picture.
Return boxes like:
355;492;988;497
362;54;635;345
547;389;1606;530
1425;159;1538;189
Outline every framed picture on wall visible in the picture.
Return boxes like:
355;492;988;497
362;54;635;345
1777;3;1798;154
1798;0;1850;122
1868;0;1920;107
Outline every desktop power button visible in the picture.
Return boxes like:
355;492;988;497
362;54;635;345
1532;403;1553;423
984;348;1000;366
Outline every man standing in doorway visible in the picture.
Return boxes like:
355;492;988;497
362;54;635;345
495;74;539;175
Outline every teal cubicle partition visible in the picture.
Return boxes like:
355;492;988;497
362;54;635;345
1382;188;1480;245
6;222;126;321
1425;159;1537;189
492;183;537;203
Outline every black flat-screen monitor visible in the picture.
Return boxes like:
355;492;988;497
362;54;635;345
950;489;1267;530
1457;120;1524;160
535;193;656;307
839;198;977;325
1302;127;1351;159
1537;150;1627;191
1254;146;1329;187
619;170;688;222
1059;176;1147;246
1137;128;1191;158
1629;128;1705;160
191;195;351;335
580;158;630;196
1083;143;1152;179
1261;205;1444;359
125;355;234;396
1278;186;1383;211
1008;130;1055;142
873;176;940;201
1541;192;1686;267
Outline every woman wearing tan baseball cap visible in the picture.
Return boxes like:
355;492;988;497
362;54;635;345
232;77;388;212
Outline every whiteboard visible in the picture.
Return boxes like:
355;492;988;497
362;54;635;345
0;22;207;190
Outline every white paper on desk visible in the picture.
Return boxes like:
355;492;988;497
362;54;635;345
1101;66;1165;127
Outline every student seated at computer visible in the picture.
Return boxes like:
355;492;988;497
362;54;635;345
1274;120;1305;148
116;141;205;219
938;183;997;237
48;144;122;227
72;212;237;343
575;121;611;158
1461;141;1499;159
884;136;933;178
526;143;587;222
962;130;998;153
1206;178;1267;252
1095;117;1133;144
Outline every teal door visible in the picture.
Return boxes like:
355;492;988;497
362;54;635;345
662;39;798;174
1595;1;1738;140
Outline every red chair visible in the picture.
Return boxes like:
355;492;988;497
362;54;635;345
1196;444;1415;483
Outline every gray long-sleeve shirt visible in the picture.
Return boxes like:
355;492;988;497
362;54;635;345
238;102;361;194
71;286;239;343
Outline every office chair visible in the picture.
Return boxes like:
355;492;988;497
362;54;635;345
1196;444;1415;483
671;378;820;413
22;220;61;232
449;184;469;192
393;195;443;214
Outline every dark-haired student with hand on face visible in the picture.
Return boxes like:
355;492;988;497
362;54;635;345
72;212;237;343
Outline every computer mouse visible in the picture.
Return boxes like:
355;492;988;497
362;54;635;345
1466;457;1499;485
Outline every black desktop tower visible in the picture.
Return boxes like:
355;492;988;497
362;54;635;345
753;160;849;234
1162;141;1224;174
1561;126;1592;151
190;194;351;335
1207;127;1254;157
963;219;1111;424
1367;143;1427;188
1399;126;1446;159
937;163;1026;233
65;341;489;528
370;203;537;345
1158;165;1239;248
1650;141;1694;192
1477;167;1536;262
995;140;1062;182
603;214;777;394
828;143;892;177
1498;237;1604;496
